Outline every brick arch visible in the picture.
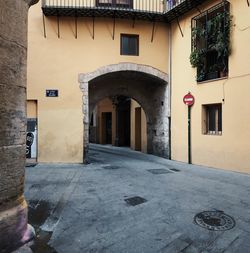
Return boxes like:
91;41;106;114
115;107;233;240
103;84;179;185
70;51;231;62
79;63;169;163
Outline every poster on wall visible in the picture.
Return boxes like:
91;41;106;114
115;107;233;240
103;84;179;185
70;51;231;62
26;119;37;159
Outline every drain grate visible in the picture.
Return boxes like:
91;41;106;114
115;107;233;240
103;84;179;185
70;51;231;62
169;168;180;172
102;165;120;170
125;196;147;206
148;169;172;174
194;211;235;231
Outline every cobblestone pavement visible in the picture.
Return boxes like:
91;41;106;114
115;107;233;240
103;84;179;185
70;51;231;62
24;144;250;253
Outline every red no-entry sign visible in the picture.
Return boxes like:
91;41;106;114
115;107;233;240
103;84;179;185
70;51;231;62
183;93;195;106
183;92;195;164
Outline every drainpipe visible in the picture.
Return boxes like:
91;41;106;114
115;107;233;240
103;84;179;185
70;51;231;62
168;23;172;160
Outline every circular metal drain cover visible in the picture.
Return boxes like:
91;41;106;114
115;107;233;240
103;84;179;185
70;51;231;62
194;211;235;231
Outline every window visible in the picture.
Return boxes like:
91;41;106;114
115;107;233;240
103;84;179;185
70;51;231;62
120;34;139;56
191;1;231;82
203;104;222;135
96;0;133;8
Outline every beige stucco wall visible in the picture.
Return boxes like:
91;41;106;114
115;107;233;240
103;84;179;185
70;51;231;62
171;0;250;173
130;99;147;153
27;100;37;118
27;3;169;163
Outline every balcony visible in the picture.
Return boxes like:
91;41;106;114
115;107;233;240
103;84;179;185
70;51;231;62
42;0;167;22
164;0;208;22
166;0;186;11
42;0;207;22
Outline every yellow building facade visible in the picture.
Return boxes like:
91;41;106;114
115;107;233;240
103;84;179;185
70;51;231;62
27;0;250;173
170;0;250;173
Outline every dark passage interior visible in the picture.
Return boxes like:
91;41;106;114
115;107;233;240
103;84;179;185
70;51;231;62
102;112;112;144
116;96;131;147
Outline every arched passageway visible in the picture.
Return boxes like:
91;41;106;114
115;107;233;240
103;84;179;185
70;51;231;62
90;97;148;153
79;63;169;162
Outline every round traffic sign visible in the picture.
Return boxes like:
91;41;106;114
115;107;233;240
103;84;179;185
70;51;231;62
183;93;195;106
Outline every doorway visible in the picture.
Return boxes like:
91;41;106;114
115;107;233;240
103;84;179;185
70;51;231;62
102;112;112;144
135;107;142;151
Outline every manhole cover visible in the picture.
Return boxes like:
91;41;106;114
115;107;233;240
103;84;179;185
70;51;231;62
148;169;172;174
125;196;147;206
170;168;180;172
194;211;235;231
102;165;120;170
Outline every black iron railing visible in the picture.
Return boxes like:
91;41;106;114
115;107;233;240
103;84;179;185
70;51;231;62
166;0;186;11
42;0;167;13
41;0;208;23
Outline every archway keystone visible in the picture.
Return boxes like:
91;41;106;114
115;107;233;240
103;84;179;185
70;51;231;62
79;63;170;162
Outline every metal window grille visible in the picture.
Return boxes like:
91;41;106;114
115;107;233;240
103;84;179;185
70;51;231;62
191;1;230;82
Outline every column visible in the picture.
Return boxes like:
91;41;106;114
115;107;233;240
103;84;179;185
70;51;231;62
0;0;38;251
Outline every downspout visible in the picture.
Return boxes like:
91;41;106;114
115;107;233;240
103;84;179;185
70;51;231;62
168;22;172;160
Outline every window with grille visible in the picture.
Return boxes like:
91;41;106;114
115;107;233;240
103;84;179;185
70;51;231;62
120;34;139;56
202;104;222;135
191;1;231;82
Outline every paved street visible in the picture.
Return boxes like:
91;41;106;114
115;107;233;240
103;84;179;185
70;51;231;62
24;144;250;253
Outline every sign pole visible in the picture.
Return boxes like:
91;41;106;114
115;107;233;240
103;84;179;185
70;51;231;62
188;106;191;164
183;92;195;165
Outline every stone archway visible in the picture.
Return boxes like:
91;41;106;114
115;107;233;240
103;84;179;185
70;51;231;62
79;63;169;162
